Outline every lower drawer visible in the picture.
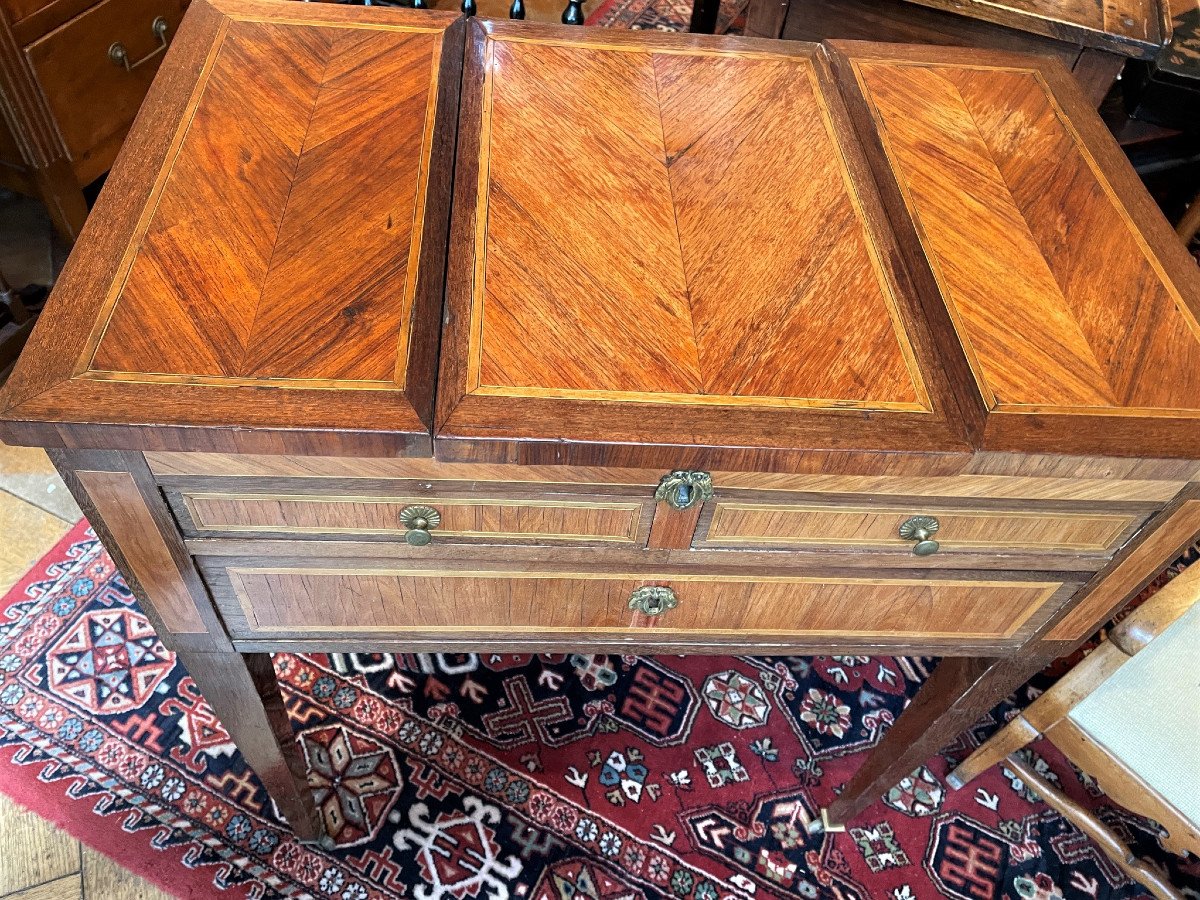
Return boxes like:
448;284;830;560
198;552;1079;650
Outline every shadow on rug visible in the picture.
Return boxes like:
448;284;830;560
0;520;1197;899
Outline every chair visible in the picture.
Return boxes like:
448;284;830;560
947;562;1200;900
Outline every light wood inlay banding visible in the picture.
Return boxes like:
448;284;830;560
213;563;1064;641
77;470;207;633
1048;499;1200;640
702;503;1140;552
853;59;1200;419
181;493;645;542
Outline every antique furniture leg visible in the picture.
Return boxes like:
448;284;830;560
175;649;324;843
821;653;1058;828
48;450;323;842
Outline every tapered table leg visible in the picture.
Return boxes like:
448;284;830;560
822;653;1058;828
176;649;324;843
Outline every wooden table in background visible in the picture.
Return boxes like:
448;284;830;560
3;0;1200;846
745;0;1171;105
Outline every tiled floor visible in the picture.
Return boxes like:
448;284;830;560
1;191;169;898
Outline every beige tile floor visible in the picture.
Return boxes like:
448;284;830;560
1;193;171;898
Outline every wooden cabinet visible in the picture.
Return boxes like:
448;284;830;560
3;0;1200;844
0;0;185;240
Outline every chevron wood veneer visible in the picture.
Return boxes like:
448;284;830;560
3;1;1200;848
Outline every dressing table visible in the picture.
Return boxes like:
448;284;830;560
3;0;1200;844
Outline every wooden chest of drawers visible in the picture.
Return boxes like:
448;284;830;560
0;0;185;239
3;0;1200;843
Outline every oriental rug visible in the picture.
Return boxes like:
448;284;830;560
0;520;1198;900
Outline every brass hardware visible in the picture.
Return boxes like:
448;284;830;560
628;585;678;617
899;515;940;556
654;471;714;511
399;505;441;546
109;17;169;71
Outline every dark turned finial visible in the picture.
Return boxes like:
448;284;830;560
461;0;477;14
509;0;525;17
561;0;584;22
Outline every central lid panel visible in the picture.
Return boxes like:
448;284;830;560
437;21;972;468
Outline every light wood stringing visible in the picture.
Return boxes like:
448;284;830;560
700;502;1142;552
213;563;1065;640
1048;499;1200;639
141;451;1195;501
76;470;206;633
181;492;647;542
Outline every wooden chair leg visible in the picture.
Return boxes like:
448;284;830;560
1177;187;1200;245
946;712;1040;788
1004;753;1184;900
175;649;324;843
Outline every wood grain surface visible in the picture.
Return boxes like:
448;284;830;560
203;557;1067;642
834;42;1200;457
142;451;1195;500
698;502;1143;553
437;21;975;467
0;0;463;455
177;491;651;544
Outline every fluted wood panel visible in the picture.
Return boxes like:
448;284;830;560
215;564;1064;639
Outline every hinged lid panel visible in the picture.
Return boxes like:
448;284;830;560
437;21;973;469
832;42;1200;458
0;0;462;455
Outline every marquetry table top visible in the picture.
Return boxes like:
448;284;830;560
2;0;1199;470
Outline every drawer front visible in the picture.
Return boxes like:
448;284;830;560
25;0;184;161
695;498;1146;559
200;553;1075;648
170;486;655;546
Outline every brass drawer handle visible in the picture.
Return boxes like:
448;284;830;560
628;585;678;617
109;17;169;72
899;515;940;556
655;471;713;511
399;505;441;546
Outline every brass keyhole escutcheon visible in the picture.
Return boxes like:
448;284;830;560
899;515;940;556
628;585;678;617
654;471;714;511
400;505;441;546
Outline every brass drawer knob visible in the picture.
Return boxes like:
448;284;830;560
400;505;441;546
655;471;714;511
899;515;940;555
109;17;170;72
628;585;678;617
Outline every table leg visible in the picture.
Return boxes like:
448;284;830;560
175;649;324;843
688;0;721;34
823;652;1058;828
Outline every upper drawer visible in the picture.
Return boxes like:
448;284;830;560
25;0;186;161
166;481;655;547
693;495;1148;564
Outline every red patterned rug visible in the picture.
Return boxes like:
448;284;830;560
1;520;1198;899
586;0;746;33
